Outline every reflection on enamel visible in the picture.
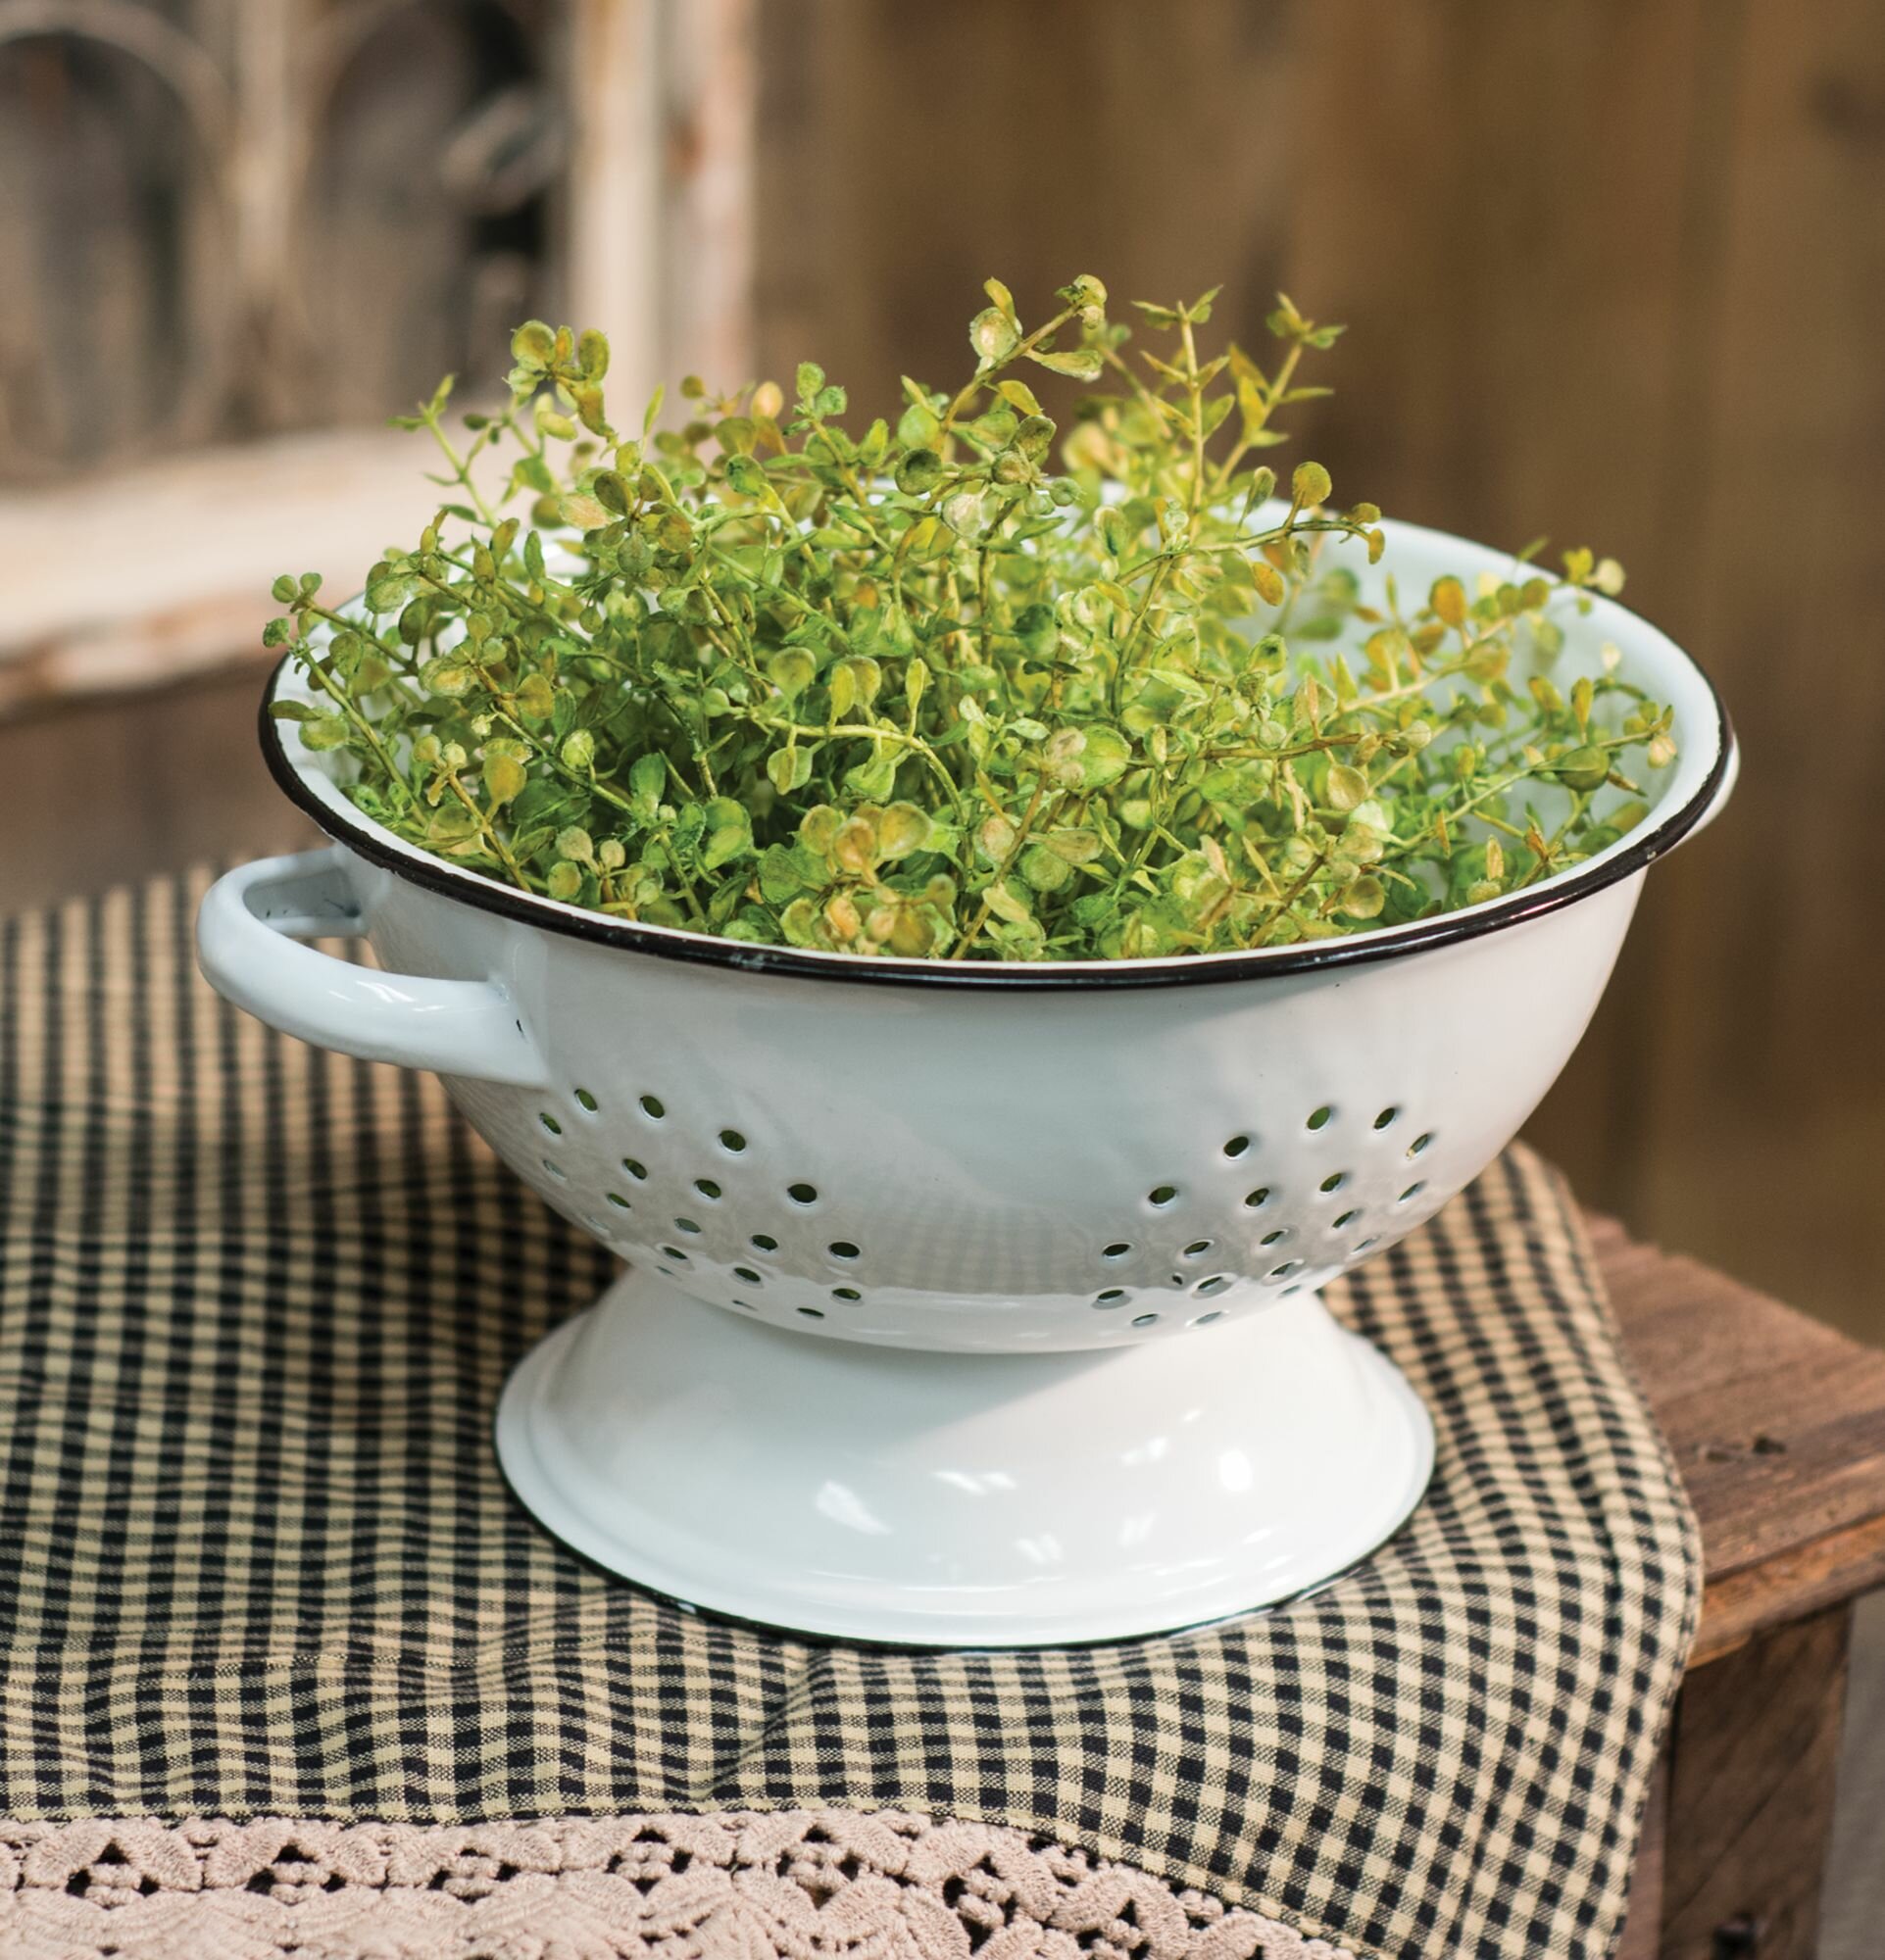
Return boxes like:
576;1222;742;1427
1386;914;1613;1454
815;1480;891;1536
932;1468;1017;1495
489;1241;1436;1640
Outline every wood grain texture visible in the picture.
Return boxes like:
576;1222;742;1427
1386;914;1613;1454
0;427;438;709
564;0;663;401
1601;1223;1885;1956
0;669;317;916
1658;1606;1851;1960
1615;0;1885;1350
658;0;756;394
751;0;1306;425
0;0;560;473
1598;1214;1885;1664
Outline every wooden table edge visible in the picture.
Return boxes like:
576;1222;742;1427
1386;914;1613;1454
1594;1212;1885;1958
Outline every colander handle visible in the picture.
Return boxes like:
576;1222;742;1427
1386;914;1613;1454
196;847;548;1087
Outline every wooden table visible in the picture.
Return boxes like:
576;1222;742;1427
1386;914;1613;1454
1600;1221;1885;1960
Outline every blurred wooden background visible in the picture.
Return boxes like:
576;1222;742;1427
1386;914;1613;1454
2;0;1880;1347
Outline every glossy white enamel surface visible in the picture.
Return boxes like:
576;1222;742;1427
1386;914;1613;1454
496;1264;1433;1645
338;855;1642;1353
194;510;1735;1643
196;847;547;1086
197;838;1612;1639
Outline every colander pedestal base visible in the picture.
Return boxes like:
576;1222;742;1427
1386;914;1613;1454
495;1268;1434;1647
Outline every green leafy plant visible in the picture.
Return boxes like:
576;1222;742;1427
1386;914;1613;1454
269;276;1675;961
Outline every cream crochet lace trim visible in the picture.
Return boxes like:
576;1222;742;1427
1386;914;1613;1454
0;1808;1355;1959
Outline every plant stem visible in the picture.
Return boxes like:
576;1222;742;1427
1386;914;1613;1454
948;782;1054;959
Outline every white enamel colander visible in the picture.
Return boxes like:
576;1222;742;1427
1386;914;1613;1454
198;514;1736;1646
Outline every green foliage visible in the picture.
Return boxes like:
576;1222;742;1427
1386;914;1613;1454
271;277;1675;961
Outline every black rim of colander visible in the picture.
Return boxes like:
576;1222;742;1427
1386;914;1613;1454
259;641;1735;993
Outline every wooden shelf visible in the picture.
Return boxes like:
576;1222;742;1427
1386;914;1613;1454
1600;1215;1885;1668
1601;1219;1885;1959
0;427;435;716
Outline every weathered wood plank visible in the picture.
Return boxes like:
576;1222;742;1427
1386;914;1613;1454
1615;0;1885;1348
660;0;756;393
752;0;1306;418
1657;1605;1852;1960
0;667;317;917
566;0;755;408
1598;1214;1885;1665
0;427;440;710
1695;1513;1885;1672
564;0;663;402
1;0;757;710
1599;1220;1885;1948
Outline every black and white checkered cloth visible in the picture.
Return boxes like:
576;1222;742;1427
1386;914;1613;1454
0;873;1700;1960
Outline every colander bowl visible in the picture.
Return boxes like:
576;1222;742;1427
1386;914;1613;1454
198;514;1735;1646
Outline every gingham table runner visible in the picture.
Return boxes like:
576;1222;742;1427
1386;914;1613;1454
0;872;1701;1960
